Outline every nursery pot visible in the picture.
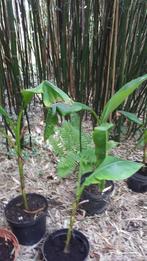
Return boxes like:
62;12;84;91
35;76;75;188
0;228;19;261
127;164;147;193
42;229;89;261
5;193;48;246
80;173;114;215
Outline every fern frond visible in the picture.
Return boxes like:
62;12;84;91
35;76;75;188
57;152;79;177
49;120;96;177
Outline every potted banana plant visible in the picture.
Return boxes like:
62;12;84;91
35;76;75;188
0;81;71;245
118;111;147;192
41;74;147;260
0;105;48;245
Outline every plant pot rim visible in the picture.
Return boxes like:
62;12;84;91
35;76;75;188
0;228;19;261
5;193;48;227
42;228;90;261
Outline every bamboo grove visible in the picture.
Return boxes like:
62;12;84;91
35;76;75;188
0;0;147;137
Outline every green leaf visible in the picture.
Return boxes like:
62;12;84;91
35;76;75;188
44;108;58;140
0;106;16;132
93;124;110;165
144;129;147;145
82;156;143;187
137;135;144;147
100;74;147;123
70;113;80;128
21;81;72;108
107;140;118;151
15;111;23;155
21;83;43;107
57;152;79;177
118;111;143;125
51;102;92;116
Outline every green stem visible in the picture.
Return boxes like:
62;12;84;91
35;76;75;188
91;111;99;126
64;170;83;253
143;129;147;165
99;180;106;192
16;110;28;210
64;199;78;253
79;113;82;153
18;156;28;210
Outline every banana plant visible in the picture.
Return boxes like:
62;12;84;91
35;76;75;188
0;106;28;209
0;81;72;209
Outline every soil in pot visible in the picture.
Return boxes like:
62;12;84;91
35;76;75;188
127;165;147;193
5;193;48;245
43;229;89;261
80;173;114;215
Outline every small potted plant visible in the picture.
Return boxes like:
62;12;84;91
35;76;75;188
41;75;146;260
0;81;71;245
0;105;48;245
42;135;143;260
0;228;19;261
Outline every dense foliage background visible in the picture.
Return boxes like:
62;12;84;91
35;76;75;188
0;0;146;135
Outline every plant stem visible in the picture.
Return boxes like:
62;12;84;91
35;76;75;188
18;156;28;210
99;180;106;192
79;112;82;153
143;129;147;165
64;199;78;253
64;170;83;253
16;111;28;210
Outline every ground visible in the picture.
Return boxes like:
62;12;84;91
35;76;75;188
0;105;146;261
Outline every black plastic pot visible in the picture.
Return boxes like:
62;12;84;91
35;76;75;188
42;229;89;261
127;165;147;193
5;193;48;246
80;173;114;215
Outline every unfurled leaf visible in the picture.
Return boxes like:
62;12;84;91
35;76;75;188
100;74;147;123
82;156;143;187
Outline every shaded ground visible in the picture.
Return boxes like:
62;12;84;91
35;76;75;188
0;106;146;261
